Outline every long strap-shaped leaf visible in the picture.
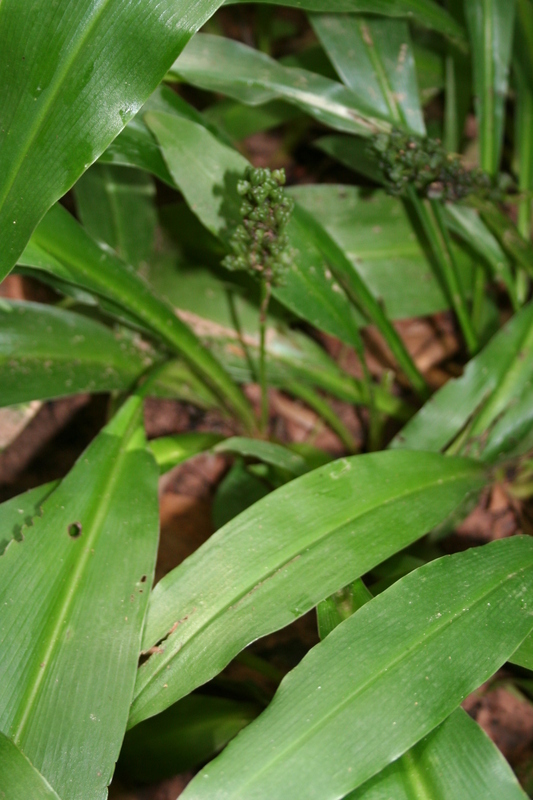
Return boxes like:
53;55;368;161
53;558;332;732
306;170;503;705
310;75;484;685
180;536;533;800
391;301;533;455
0;397;159;799
0;0;227;281
347;708;528;800
310;13;426;135
0;732;61;800
18;204;253;428
0;299;155;407
171;34;392;137
129;450;485;726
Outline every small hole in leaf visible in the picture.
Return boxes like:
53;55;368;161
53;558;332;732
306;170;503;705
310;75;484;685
68;522;82;538
140;575;147;583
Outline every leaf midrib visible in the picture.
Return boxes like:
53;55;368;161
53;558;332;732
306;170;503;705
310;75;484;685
135;462;481;706
11;425;131;744
229;559;533;799
0;0;113;214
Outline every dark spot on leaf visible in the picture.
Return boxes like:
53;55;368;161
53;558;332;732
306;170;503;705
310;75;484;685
140;575;147;583
68;522;82;538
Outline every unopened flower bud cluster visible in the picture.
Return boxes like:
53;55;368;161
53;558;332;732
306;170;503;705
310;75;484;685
223;166;294;285
372;130;503;202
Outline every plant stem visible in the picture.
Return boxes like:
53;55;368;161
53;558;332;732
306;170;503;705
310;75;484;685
259;279;272;434
516;74;533;304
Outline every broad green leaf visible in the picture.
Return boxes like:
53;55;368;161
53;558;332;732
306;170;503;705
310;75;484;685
465;0;517;174
291;184;454;319
150;432;225;475
227;0;467;44
511;628;533;670
170;34;392;137
181;536;533;800
0;732;61;800
0;0;225;281
214;437;309;477
74;164;156;268
0;397;159;799
129;451;485;726
391;301;533;457
118;694;260;783
291;202;429;397
310;14;426;135
18;204;253;428
0;299;154;407
145;111;248;242
349;708;528;800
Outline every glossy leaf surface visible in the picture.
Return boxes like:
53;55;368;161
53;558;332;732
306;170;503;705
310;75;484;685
0;397;159;799
391;301;533;457
18;204;252;426
349;708;528;800
74;164;156;268
0;732;61;800
0;299;154;407
171;34;391;136
465;0;517;174
311;14;425;134
0;0;224;280
182;536;533;800
130;451;485;726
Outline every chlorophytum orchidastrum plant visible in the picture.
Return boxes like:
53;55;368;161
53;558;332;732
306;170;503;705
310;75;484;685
2;0;533;797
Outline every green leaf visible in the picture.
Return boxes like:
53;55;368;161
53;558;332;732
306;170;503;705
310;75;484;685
0;480;58;557
18;204;253;428
214;437;309;477
227;0;467;44
0;299;154;407
74;164;156;269
291;202;429;398
444;204;517;308
0;397;159;799
349;708;528;800
129;450;485;726
443;0;472;152
145;111;248;242
391;301;533;457
118;694;260;784
150;432;225;475
290;183;455;319
0;732;61;800
465;0;517;174
181;536;533;800
170;34;392;136
0;0;225;281
310;14;426;135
